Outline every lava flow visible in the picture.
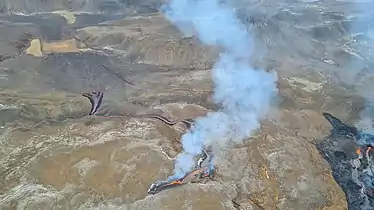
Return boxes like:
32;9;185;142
147;149;214;195
323;112;374;209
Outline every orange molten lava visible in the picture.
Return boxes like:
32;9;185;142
356;148;361;155
171;180;183;185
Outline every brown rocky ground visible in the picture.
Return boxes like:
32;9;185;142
1;0;374;209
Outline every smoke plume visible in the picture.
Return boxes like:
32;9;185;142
161;0;278;178
340;1;374;131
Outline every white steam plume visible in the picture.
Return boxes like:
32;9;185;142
161;0;278;178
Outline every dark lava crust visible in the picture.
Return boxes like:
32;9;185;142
316;113;374;210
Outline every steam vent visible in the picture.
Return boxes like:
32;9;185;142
1;0;374;210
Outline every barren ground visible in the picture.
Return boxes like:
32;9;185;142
1;0;374;209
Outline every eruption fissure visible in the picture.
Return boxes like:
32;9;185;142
161;0;278;179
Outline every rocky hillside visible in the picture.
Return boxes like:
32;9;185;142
1;0;374;209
